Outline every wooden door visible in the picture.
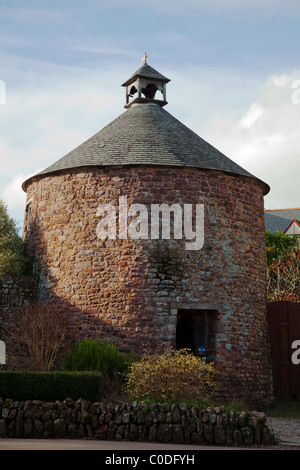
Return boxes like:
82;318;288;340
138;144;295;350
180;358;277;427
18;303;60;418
267;302;300;398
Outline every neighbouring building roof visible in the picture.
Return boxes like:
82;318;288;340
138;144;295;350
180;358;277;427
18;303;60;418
264;208;300;234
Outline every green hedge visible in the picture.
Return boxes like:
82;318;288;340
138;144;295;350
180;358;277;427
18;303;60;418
0;370;103;402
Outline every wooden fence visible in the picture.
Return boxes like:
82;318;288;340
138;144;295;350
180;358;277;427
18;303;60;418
267;301;300;399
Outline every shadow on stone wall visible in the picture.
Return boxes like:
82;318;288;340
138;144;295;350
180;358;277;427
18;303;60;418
0;275;38;317
21;216;167;356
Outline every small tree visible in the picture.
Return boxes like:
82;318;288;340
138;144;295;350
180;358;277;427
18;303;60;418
265;230;299;267
123;348;216;402
265;230;300;302
267;248;300;302
3;301;69;371
0;199;26;276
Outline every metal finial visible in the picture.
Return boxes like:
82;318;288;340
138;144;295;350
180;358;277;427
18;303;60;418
142;52;150;64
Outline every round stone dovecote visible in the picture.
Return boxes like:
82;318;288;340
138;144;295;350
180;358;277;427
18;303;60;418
22;62;273;408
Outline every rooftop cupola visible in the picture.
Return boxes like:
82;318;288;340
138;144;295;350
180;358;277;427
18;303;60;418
122;54;170;109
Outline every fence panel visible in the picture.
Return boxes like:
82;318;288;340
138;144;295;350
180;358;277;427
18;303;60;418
289;302;300;398
267;301;300;399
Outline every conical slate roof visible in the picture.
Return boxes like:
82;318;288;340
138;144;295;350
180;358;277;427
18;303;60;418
23;102;269;194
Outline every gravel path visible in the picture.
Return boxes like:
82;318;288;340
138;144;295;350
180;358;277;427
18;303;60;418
266;417;300;437
266;417;300;448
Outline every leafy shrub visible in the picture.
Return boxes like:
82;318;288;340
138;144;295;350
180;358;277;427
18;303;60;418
0;199;26;276
265;230;300;302
0;370;103;402
265;230;299;267
64;338;136;381
123;348;216;402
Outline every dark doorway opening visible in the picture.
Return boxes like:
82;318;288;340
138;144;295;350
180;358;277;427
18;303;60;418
176;316;195;350
176;309;217;361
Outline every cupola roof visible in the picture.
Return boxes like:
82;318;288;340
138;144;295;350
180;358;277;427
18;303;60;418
121;62;170;87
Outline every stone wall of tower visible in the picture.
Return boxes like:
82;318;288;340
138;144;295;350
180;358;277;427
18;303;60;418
23;166;273;408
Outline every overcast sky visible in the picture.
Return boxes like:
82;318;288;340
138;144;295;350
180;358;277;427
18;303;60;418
1;0;300;230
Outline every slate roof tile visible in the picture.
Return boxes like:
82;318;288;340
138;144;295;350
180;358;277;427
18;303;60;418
23;102;269;194
264;208;300;233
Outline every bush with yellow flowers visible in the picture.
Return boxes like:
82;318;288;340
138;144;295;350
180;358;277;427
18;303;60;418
123;348;216;402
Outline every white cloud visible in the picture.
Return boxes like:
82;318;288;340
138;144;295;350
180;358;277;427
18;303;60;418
0;52;124;182
273;75;289;87
0;170;43;232
239;103;264;129
197;70;300;209
0;170;43;212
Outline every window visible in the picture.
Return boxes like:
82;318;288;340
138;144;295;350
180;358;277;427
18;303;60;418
25;201;32;231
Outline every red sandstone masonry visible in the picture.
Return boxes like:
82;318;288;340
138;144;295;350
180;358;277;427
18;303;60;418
23;166;273;409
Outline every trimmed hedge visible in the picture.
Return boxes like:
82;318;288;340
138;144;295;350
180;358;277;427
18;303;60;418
0;371;103;402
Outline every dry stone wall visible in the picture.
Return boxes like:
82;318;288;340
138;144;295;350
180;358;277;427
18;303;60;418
0;397;276;447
